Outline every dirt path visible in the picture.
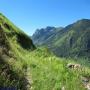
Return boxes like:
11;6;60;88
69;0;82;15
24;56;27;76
25;67;33;90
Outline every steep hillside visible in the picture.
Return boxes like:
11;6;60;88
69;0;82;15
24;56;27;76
0;13;35;89
0;13;35;50
32;19;90;58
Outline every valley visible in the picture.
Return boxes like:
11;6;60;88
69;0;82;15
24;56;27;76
32;19;90;58
0;13;90;90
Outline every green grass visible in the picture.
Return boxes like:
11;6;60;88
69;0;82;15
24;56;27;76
0;13;90;90
1;33;90;90
25;50;88;90
9;39;90;90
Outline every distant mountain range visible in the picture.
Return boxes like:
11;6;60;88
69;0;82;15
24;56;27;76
32;19;90;58
32;26;63;45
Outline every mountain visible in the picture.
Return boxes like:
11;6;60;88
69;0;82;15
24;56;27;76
0;13;35;51
0;13;35;89
32;26;63;46
1;13;90;90
32;19;90;58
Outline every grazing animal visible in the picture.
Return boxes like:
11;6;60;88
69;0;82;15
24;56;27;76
74;64;81;69
62;86;65;90
85;83;90;90
67;63;81;69
67;63;75;69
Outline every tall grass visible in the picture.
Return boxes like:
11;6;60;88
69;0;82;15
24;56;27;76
0;37;90;90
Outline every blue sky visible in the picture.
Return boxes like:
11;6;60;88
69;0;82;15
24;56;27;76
0;0;90;35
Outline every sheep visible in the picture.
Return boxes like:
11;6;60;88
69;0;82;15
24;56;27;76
67;63;81;70
67;63;75;69
74;64;81;69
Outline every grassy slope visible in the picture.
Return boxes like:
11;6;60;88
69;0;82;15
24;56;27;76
0;13;90;90
0;13;35;89
11;44;90;90
10;35;90;90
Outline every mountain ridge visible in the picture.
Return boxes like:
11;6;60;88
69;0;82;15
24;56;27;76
32;19;90;58
32;26;63;45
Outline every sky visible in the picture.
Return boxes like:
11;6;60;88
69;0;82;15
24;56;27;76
0;0;90;35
